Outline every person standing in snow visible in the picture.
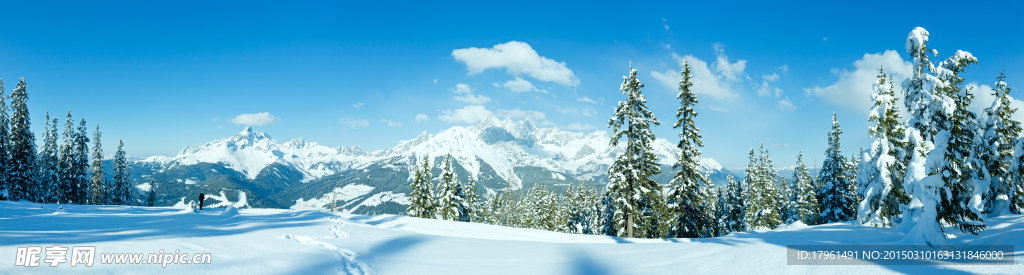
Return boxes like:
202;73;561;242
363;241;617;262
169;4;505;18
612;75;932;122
199;193;205;210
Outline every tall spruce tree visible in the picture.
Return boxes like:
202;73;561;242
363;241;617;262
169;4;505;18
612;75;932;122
724;172;746;232
978;72;1021;215
1010;138;1024;214
0;79;9;201
746;143;781;229
933;51;986;235
58;110;76;204
90;124;105;205
666;60;713;238
606;62;663;238
37;113;59;203
112;140;132;205
858;68;911;227
146;180;157;207
463;175;480;222
8;78;37;202
436;154;462;220
406;154;435;218
789;152;819;225
72;119;90;203
818;113;856;223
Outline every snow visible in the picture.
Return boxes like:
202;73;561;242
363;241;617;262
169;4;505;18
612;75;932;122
184;179;197;185
135;182;152;192
291;184;376;211
1;201;1020;274
201;190;249;209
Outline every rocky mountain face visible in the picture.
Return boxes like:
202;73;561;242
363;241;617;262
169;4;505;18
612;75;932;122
131;116;732;214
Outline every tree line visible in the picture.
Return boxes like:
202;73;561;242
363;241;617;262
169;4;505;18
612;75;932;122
0;78;135;206
402;27;1019;243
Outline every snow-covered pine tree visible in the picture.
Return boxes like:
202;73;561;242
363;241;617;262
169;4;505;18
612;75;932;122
978;71;1021;215
8;78;38;202
789;152;818;225
778;174;791;224
57;110;76;204
713;187;730;236
112;140;132;205
89;124;105;205
463;174;480;222
0;79;9;201
666;60;714;238
847;149;863;212
903;27;948;143
73;119;90;204
565;182;600;234
859;68;912;227
37;113;59;203
406;154;435;218
436;154;462;221
724;172;746;232
1010;137;1024;214
932;50;987;235
746;143;781;229
817;113;856;224
606;62;663;238
146;180;157;206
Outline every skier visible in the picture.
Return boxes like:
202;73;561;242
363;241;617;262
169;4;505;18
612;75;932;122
199;193;205;211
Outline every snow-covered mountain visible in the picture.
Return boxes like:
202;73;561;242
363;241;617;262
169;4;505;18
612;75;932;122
134;115;731;212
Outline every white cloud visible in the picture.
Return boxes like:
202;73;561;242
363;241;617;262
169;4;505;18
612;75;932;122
577;96;596;103
433;79;437;85
663;24;670;31
340;117;370;128
230;112;281;126
452;41;579;86
503;77;547;93
804;50;912;111
778;64;788;72
651;52;738;99
217;125;225;129
773;143;794;149
496;108;545;120
709;106;728;112
565;123;596;131
353;102;363;109
380;119;402;127
778;98;796;111
823;37;829;41
540;120;556;126
454;94;491;104
582;109;596;117
756;73;783;98
415;114;430;122
662;43;671;50
451;83;491;104
439;105;494;124
712;43;747;81
968;82;1024;123
452;83;472;94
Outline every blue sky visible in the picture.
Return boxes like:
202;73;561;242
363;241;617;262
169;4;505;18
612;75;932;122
0;1;1021;170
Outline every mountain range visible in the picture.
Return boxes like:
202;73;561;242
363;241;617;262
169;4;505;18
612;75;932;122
129;115;733;214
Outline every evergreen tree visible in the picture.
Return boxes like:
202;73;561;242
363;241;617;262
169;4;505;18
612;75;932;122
818;113;856;223
90;124;105;205
978;72;1021;215
436;154;463;220
57;110;76;204
606;62;663;238
73;119;90;204
463;175;480;222
0;79;9;201
902;27;947;143
746;144;781;229
859;68;911;227
666;60;713;238
778;174;791;224
789;152;819;225
713;187;730;236
406;154;435;218
111;140;132;205
146;180;157;207
724;173;746;232
37;113;59;203
933;51;986;235
8;78;37;202
1010;138;1024;214
565;183;600;234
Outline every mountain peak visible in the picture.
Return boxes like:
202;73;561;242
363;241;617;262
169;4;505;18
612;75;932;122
234;126;272;141
240;126;253;134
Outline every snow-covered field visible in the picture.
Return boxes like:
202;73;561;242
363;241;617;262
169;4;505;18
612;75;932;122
1;201;1021;274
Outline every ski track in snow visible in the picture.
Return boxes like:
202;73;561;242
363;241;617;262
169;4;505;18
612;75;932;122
284;218;373;275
